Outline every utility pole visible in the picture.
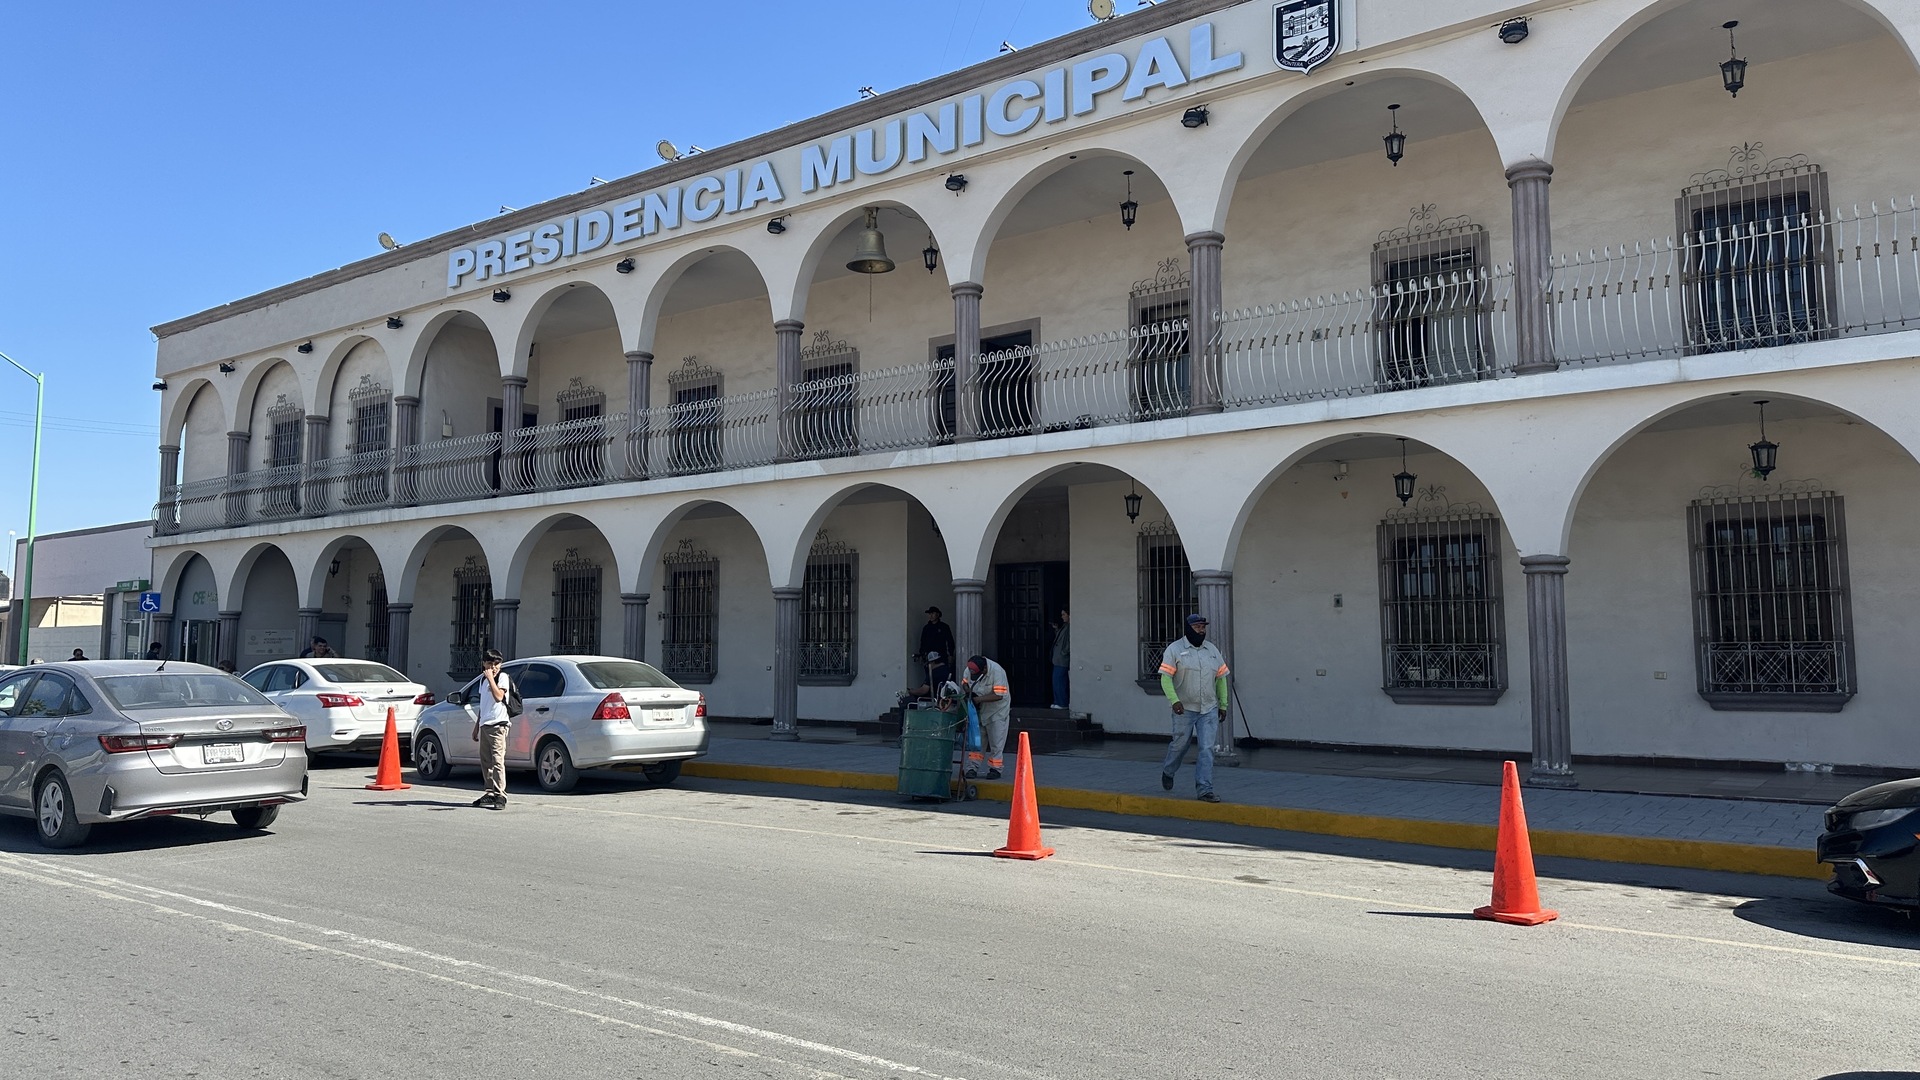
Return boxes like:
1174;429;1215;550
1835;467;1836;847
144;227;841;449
2;351;44;665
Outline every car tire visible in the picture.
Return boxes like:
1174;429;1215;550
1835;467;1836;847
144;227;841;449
642;760;682;786
536;739;579;793
231;805;281;830
413;731;452;782
35;772;91;849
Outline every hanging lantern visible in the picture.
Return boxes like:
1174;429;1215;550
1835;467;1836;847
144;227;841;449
1124;480;1143;522
1120;169;1138;231
1720;21;1748;98
1748;399;1779;479
1383;104;1406;167
922;235;940;274
1393;438;1416;505
846;208;896;274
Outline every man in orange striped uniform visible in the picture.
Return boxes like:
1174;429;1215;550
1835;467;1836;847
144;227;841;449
1158;614;1229;803
962;654;1011;781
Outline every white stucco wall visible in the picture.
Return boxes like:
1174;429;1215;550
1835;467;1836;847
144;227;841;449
420;326;503;440
181;384;226;483
235;548;299;670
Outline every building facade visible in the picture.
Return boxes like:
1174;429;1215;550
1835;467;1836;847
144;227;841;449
148;0;1920;780
7;523;157;663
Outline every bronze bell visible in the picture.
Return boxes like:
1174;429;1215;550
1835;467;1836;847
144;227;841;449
846;208;896;274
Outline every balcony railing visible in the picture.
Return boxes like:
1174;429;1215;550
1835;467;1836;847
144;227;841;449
154;206;1920;536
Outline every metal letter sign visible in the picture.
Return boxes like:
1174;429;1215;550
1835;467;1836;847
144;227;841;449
1275;0;1339;74
139;592;162;613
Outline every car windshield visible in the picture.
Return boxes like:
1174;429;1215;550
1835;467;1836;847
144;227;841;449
96;673;275;711
575;661;680;690
313;662;407;685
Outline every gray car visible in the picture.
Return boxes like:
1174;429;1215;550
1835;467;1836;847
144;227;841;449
0;661;309;848
410;655;708;793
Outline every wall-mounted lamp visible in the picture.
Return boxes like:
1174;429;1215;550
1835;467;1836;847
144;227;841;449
767;216;787;235
492;289;511;303
1497;18;1529;44
1383;104;1406;166
328;557;341;578
1332;460;1348;480
296;341;314;354
922;236;940;274
1393;438;1416;505
1120;169;1138;230
1720;21;1748;98
615;257;635;274
1181;106;1210;128
152;380;168;392
386;316;404;329
1124;480;1143;522
218;362;236;374
441;410;454;439
1749;399;1779;478
944;174;968;192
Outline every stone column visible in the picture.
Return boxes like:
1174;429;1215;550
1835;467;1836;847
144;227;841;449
952;578;985;663
297;608;322;652
500;375;528;492
303;415;330;514
1521;555;1576;787
386;603;412;675
950;283;982;443
490;598;520;660
157;444;181;531
217;610;241;669
1193;570;1240;763
624;350;653;479
1186;231;1225;415
392;395;420;506
771;586;802;740
150;614;174;660
225;431;250;524
774;320;803;462
621;593;650;662
1507;160;1557;375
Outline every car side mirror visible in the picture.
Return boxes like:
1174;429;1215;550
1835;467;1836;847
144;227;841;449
446;691;465;706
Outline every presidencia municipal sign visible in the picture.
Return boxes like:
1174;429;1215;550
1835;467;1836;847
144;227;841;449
448;20;1265;291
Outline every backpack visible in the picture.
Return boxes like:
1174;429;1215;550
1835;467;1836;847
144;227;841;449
502;676;524;719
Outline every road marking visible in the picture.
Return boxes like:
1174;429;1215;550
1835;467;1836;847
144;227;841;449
0;851;987;1080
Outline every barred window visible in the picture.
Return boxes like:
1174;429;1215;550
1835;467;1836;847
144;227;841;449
555;377;608;485
660;540;716;683
551;549;602;655
1136;520;1196;687
1371;216;1492;391
365;573;390;664
667;358;722;475
348;376;391;505
262;395;304;517
1688;489;1854;711
799;532;856;684
1678;158;1832;355
796;332;859;460
450;556;492;681
1378;511;1506;704
1130;258;1191;419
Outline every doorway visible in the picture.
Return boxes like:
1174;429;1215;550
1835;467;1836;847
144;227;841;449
179;619;220;666
995;561;1068;708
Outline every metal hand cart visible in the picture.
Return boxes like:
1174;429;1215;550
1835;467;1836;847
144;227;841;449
896;687;977;803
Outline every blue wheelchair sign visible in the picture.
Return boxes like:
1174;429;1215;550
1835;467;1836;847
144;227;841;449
138;592;163;613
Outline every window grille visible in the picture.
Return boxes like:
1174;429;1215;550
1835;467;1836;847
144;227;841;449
347;375;391;505
1687;487;1854;710
796;331;859;459
556;376;608;483
1378;508;1506;703
1136;520;1196;685
262;395;304;517
365;572;390;663
550;549;602;655
1678;154;1832;354
1371;213;1492;390
450;556;492;681
660;540;716;683
667;358;722;474
799;531;857;683
1131;258;1192;419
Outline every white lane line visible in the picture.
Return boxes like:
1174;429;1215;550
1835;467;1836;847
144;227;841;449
0;852;979;1080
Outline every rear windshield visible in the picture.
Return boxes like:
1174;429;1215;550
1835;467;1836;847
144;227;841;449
575;661;679;691
313;662;407;685
96;674;275;711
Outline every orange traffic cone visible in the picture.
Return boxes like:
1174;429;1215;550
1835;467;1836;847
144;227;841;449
1473;760;1557;925
365;706;412;791
993;732;1054;861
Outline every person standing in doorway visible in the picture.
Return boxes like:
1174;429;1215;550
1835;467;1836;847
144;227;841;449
917;606;955;692
1158;614;1228;803
69;648;89;661
144;642;164;661
300;636;335;659
473;649;511;809
1049;608;1071;710
963;654;1011;781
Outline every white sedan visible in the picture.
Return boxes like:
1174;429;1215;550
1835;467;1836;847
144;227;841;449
239;658;432;753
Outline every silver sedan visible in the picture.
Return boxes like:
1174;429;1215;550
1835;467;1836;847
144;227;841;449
0;661;308;848
410;655;708;793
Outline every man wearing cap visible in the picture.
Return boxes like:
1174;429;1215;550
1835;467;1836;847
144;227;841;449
962;654;1011;780
1157;613;1229;802
916;605;956;696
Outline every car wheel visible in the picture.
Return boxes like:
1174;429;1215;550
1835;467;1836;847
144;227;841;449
536;739;579;793
231;805;281;830
642;760;682;786
413;731;451;782
35;772;91;849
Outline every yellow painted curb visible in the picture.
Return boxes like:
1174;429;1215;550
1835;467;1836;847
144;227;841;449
681;762;1826;880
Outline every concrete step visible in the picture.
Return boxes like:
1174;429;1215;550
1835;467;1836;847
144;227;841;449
859;705;1103;753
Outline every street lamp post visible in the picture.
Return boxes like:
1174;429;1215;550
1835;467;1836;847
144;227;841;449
1;351;44;666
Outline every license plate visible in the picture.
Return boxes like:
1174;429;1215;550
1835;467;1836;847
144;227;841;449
645;709;684;724
203;743;244;764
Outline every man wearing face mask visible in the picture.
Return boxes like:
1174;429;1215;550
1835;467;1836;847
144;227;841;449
1157;613;1229;802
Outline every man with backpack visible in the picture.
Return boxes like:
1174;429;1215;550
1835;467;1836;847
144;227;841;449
472;649;515;809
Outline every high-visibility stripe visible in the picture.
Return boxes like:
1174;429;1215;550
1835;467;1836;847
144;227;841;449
1157;663;1177;675
1215;665;1230;677
992;685;1009;693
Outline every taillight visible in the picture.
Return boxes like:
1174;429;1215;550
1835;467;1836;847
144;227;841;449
100;733;182;753
413;692;436;706
592;693;631;721
316;693;363;709
264;726;307;743
695;694;706;718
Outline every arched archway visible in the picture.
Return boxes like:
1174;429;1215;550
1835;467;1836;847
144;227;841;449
501;512;626;660
226;543;302;671
635;498;775;720
306;534;397;664
394;524;497;692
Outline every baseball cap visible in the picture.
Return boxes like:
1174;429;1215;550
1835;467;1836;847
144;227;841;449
1185;613;1208;627
924;606;942;615
926;650;942;662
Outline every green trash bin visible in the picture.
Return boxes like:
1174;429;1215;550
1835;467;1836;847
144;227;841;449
897;705;958;799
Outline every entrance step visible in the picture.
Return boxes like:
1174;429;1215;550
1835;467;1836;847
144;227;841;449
858;705;1102;753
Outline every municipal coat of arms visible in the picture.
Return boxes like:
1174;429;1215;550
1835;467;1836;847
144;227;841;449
1274;0;1340;74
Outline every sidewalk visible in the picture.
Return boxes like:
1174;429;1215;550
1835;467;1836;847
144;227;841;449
684;723;1869;880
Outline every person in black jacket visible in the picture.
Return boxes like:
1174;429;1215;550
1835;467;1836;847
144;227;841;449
917;606;955;668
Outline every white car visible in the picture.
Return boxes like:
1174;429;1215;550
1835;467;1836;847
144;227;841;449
239;658;432;753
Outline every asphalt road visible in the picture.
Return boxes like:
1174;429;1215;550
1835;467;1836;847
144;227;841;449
0;756;1915;1080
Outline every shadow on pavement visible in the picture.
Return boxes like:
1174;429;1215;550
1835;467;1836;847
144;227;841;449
0;814;269;855
1367;911;1479;920
1811;1073;1920;1079
1733;896;1919;951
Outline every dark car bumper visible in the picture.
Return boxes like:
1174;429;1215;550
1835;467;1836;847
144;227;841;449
1816;826;1920;907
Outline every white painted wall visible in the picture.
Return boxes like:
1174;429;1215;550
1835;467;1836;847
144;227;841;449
236;549;300;670
420;326;503;441
245;362;303;467
647;513;772;718
182;384;225;483
327;340;393;456
514;524;620;658
410;533;488;695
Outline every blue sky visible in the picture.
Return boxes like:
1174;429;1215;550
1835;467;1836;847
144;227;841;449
0;0;1114;554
